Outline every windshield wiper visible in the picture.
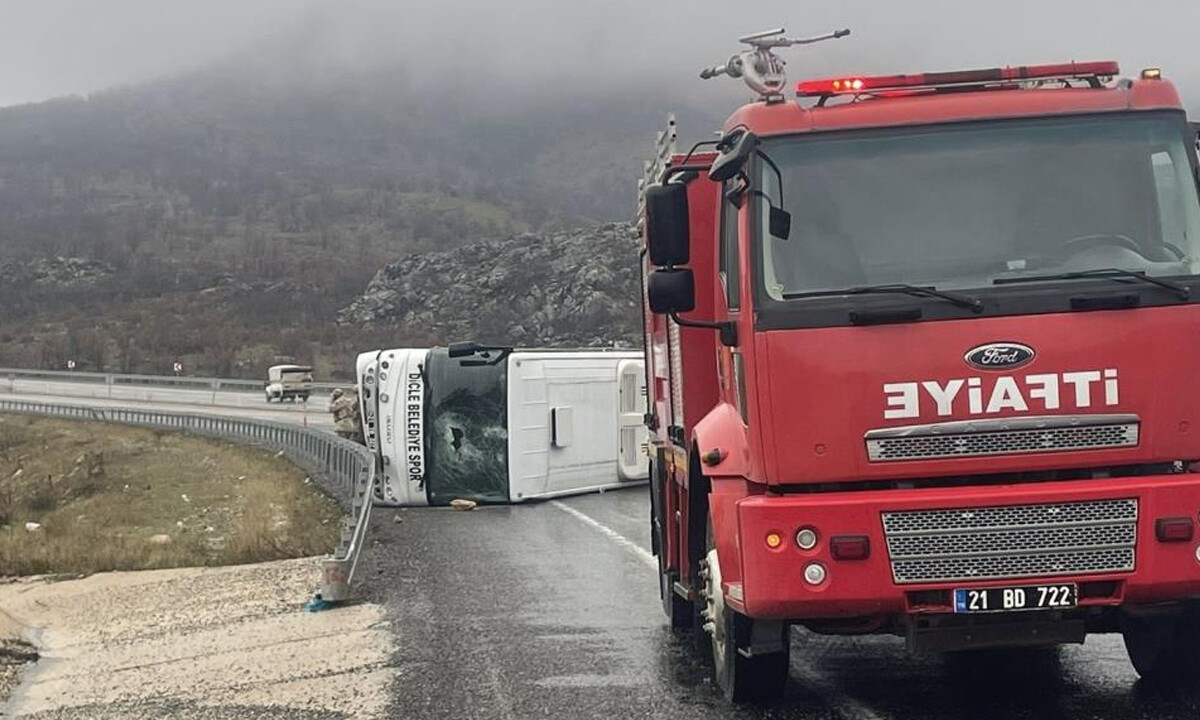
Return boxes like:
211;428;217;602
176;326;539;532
993;268;1191;300
783;283;984;312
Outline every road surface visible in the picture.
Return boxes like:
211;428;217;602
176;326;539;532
361;486;1200;720
0;379;335;429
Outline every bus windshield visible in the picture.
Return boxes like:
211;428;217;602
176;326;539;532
421;348;509;505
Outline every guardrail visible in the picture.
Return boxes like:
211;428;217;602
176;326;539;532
1;368;348;415
0;366;345;393
0;398;374;603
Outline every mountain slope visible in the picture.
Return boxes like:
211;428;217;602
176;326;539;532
0;60;727;375
339;224;642;348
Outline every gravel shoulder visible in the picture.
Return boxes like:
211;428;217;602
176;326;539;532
0;605;36;711
0;557;394;719
0;638;36;714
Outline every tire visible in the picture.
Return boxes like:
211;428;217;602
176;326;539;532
650;455;694;630
702;522;790;703
265;391;272;403
1123;604;1200;687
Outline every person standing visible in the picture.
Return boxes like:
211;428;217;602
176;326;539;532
328;388;363;443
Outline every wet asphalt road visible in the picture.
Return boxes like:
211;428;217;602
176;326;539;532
358;486;1200;720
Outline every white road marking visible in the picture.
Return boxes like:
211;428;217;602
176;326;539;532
549;500;657;568
551;499;885;720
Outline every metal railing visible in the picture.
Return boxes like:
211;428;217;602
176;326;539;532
0;398;374;602
0;366;346;393
1;367;349;416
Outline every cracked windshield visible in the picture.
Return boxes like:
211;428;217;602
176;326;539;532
1;2;1200;719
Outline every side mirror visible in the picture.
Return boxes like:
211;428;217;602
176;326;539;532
1191;121;1200;149
709;131;760;182
645;183;690;266
448;341;480;358
746;189;792;240
448;340;512;365
769;206;792;240
647;268;695;314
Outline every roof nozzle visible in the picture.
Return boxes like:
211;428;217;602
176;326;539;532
698;27;852;100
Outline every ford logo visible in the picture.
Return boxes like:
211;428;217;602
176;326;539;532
964;342;1035;371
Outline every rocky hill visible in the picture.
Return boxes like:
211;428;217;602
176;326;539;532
0;257;113;286
339;224;642;347
0;53;729;376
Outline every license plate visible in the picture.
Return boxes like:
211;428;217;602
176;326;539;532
953;584;1077;614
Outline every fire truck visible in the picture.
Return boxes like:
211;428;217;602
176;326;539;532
640;28;1200;702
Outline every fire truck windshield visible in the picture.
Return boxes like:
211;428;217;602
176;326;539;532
759;111;1200;300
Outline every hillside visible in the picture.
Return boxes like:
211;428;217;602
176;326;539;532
0;60;725;377
339;224;642;348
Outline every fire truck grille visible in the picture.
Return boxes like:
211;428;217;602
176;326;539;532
882;498;1138;584
865;418;1138;462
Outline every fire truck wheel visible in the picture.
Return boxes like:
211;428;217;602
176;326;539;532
702;544;790;703
1122;604;1200;686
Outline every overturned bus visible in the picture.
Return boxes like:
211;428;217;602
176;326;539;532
356;345;648;506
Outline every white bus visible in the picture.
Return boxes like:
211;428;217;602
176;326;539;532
356;345;648;506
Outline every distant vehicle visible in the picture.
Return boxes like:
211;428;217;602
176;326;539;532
264;364;313;402
356;344;648;506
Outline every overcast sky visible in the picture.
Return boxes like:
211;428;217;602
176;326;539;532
1;1;1199;108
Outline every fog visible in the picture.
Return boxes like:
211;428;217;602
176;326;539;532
2;0;1199;108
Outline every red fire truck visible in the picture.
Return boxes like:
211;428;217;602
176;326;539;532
640;28;1200;702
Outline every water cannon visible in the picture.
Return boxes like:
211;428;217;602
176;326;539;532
700;27;850;99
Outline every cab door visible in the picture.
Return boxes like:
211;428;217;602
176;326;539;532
715;183;747;423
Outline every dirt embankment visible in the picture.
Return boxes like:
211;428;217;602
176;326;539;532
0;414;342;576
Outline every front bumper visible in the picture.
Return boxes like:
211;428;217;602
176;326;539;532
736;474;1200;621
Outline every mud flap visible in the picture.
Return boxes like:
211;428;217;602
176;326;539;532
738;619;788;658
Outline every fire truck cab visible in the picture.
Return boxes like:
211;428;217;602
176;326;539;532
641;33;1200;703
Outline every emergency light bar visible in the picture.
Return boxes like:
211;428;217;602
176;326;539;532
797;61;1121;98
